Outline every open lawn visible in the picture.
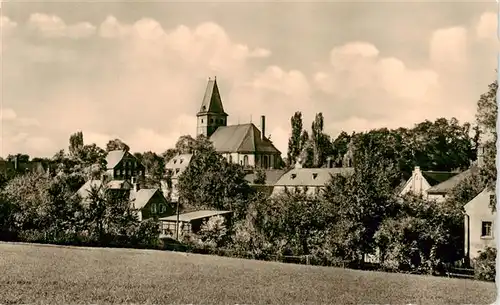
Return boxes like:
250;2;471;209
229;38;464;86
0;242;496;304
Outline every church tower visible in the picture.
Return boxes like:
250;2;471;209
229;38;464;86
196;77;228;138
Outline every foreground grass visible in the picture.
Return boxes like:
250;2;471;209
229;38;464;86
0;242;496;304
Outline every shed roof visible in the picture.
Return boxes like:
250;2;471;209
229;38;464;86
209;123;280;154
159;210;232;222
274;167;354;187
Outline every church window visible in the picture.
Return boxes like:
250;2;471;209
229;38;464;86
243;155;249;167
229;155;233;163
201;119;204;123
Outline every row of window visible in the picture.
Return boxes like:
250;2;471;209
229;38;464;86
122;161;138;168
150;202;166;214
115;169;143;177
225;155;272;168
283;186;322;194
201;118;225;125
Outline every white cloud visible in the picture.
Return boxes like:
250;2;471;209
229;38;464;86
476;11;497;40
28;13;96;39
1;11;495;159
1;16;17;34
429;27;468;66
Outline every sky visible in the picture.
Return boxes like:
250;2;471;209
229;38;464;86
1;1;498;158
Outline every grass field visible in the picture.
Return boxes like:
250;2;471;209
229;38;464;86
0;242;496;304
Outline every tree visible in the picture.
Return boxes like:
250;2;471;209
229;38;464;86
175;135;197;154
198;215;229;249
106;139;130;152
177;135;252;213
320;138;399;263
374;194;465;274
141;151;166;188
69;131;84;157
310;112;332;167
476;80;497;191
332;131;352;167
287;112;304;166
253;168;266;185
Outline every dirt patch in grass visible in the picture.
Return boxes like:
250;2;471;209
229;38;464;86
0;242;496;304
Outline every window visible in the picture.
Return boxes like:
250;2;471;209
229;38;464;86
229;155;233;163
174;159;177;164
175;168;180;174
312;173;318;179
291;174;297;179
151;203;157;214
160;204;165;213
482;221;492;237
243;155;249;167
180;159;183;164
139;170;143;176
201;119;204;123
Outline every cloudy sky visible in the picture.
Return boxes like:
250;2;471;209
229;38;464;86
1;1;498;158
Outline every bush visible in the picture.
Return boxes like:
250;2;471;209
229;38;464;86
473;247;496;282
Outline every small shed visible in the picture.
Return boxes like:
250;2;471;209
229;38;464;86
159;210;232;236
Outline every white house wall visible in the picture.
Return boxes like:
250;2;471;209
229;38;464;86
464;189;496;260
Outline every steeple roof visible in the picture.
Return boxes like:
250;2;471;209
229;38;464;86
197;77;228;117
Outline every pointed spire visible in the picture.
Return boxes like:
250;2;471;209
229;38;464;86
197;77;228;117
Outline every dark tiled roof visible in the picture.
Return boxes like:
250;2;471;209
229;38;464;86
209;124;280;154
159;210;232;222
274;167;354;187
244;169;287;185
197;79;228;116
421;171;458;186
427;166;479;195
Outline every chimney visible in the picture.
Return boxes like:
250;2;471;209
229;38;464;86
260;115;266;141
295;158;302;169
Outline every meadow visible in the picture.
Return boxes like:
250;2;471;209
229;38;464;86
0;242;496;304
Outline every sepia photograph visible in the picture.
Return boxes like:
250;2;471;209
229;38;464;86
0;1;498;304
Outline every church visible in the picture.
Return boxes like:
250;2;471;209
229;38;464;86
195;77;281;169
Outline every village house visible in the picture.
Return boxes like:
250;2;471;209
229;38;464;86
196;77;281;169
401;143;486;202
162;154;193;202
399;166;459;202
464;188;496;262
271;162;354;196
105;150;146;181
76;175;173;221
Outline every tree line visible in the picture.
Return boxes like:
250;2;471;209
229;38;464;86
0;79;496;280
